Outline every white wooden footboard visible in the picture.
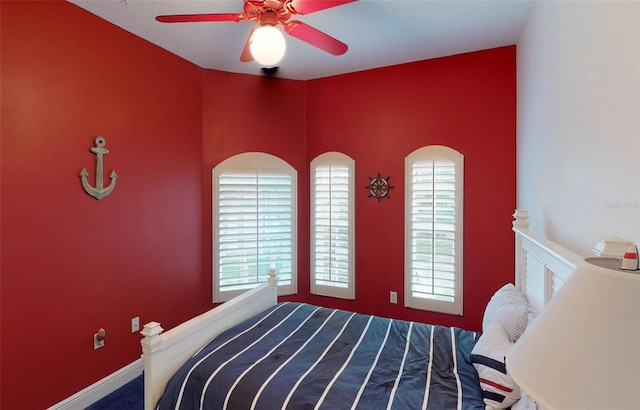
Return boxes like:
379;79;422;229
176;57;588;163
141;269;278;410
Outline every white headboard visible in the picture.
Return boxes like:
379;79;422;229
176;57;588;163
512;210;584;313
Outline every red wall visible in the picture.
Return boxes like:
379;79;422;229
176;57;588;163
303;47;517;330
201;47;516;330
1;2;206;408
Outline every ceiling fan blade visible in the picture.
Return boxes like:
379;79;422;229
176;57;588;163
240;28;255;62
284;21;348;55
156;13;242;23
288;0;357;15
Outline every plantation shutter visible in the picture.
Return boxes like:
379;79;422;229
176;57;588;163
310;153;355;299
405;146;463;315
214;153;297;302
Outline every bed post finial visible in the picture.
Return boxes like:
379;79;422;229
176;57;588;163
268;268;278;285
513;209;530;230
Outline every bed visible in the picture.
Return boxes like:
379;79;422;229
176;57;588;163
141;209;584;409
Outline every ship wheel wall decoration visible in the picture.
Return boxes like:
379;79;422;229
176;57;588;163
365;172;394;202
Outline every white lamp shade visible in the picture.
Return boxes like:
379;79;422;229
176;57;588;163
249;25;286;66
506;264;640;409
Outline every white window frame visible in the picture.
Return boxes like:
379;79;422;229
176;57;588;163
310;152;355;300
212;152;297;303
404;145;464;315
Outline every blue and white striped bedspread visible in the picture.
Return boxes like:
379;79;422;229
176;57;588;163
157;302;485;410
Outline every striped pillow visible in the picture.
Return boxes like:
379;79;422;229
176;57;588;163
471;321;521;408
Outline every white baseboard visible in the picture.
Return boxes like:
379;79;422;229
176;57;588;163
48;358;143;410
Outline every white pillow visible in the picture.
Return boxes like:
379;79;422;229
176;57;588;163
482;283;530;342
471;321;521;408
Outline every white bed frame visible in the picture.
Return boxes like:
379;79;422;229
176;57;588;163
140;209;585;410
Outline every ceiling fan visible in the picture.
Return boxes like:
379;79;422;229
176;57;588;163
156;0;357;66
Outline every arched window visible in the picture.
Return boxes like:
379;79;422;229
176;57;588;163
212;152;297;302
310;152;355;299
405;146;464;315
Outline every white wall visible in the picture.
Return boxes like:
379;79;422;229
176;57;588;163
517;0;639;256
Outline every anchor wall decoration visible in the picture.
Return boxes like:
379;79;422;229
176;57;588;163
80;136;117;200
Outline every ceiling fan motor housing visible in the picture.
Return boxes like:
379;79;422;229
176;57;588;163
244;0;292;25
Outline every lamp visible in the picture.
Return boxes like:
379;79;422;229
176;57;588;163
506;263;640;409
249;25;286;66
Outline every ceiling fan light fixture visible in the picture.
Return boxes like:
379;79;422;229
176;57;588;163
249;25;286;66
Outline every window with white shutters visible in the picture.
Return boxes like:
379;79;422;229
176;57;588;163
310;152;355;299
405;146;463;315
213;152;297;302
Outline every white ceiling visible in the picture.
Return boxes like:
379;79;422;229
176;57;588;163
69;0;535;81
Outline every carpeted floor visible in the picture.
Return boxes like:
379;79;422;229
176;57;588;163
85;374;143;410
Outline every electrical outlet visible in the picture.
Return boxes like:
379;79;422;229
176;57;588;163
390;291;398;304
131;316;140;333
